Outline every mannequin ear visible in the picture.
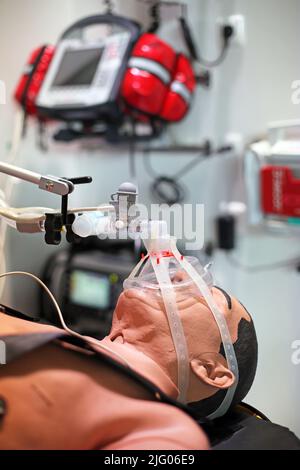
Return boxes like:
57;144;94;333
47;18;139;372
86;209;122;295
190;354;235;390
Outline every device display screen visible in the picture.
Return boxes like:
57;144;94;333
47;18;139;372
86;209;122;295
70;270;111;310
52;48;104;87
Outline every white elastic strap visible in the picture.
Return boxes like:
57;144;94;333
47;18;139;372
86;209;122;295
150;256;190;403
128;254;150;280
170;81;192;104
171;240;239;419
128;57;171;85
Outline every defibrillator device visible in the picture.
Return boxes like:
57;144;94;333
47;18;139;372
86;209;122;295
245;121;300;230
14;12;201;142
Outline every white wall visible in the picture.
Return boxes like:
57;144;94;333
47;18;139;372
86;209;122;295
0;0;300;437
204;0;300;437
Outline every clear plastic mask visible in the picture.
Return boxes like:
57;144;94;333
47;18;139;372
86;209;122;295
124;255;213;293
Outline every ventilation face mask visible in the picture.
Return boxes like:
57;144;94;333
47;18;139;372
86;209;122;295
124;221;239;420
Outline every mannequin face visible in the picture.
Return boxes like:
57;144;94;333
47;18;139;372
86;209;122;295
109;279;251;403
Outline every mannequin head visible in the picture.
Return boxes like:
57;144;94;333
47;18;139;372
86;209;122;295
108;273;258;417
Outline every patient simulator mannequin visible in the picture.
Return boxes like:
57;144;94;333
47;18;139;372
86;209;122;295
0;257;258;450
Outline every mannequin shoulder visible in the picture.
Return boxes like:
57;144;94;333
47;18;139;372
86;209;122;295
103;399;210;450
0;312;60;336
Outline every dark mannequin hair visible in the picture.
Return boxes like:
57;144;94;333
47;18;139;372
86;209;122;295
188;295;258;420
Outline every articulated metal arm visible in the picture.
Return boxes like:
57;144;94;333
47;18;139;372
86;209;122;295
0;162;138;245
0;161;72;197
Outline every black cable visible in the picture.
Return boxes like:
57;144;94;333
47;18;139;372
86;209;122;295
143;149;187;204
193;25;233;68
129;122;137;180
137;0;160;32
151;154;210;204
173;153;210;180
180;15;234;68
138;1;233;67
103;0;114;14
143;144;232;205
143;150;208;205
196;42;229;68
194;27;231;68
226;253;300;273
143;149;161;179
129;140;137;180
148;2;160;33
143;141;212;179
152;177;185;205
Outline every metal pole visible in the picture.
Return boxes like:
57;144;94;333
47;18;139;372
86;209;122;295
0;161;41;186
0;162;71;196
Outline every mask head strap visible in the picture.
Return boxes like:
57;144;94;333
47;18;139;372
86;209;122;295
128;222;239;417
171;238;239;419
